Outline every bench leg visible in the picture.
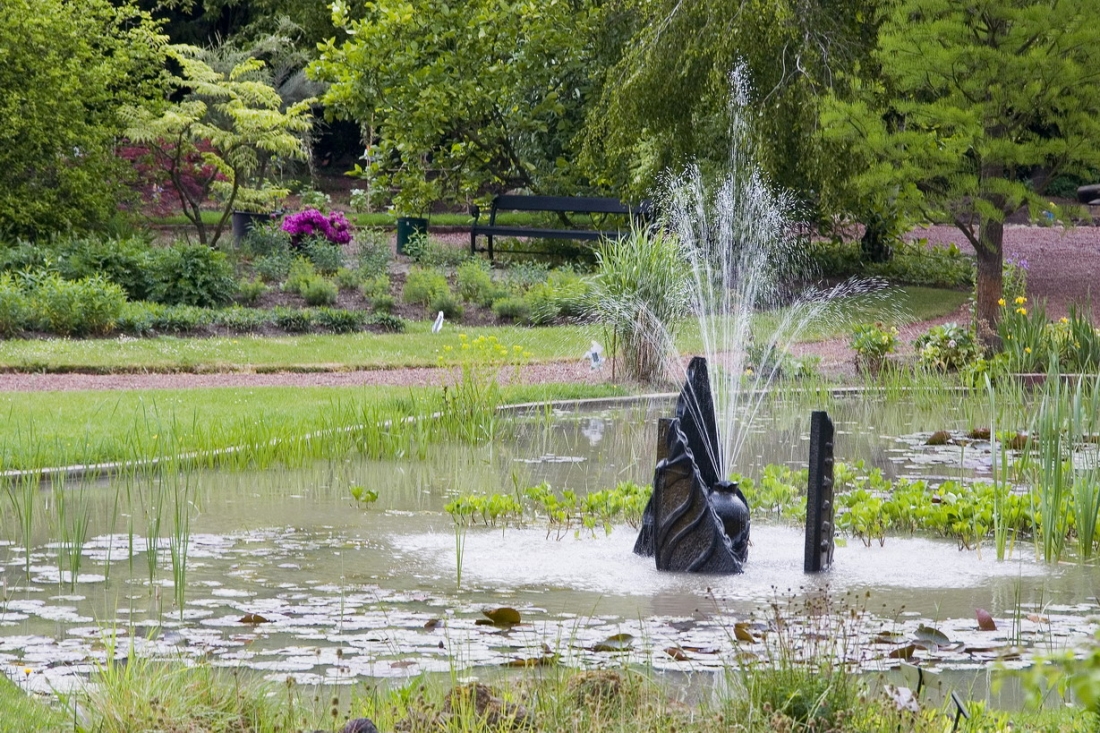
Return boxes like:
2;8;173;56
470;230;477;256
488;235;494;263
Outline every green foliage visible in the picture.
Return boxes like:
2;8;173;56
241;221;291;258
213;305;269;332
0;0;166;238
368;312;405;332
311;0;601;212
849;322;898;374
590;227;692;383
236;277;268;305
56;236;155;301
402;268;451;306
998;298;1100;373
121;44;313;246
359;275;391;301
27;273;126;336
370;294;396;315
271;306;314;332
523;268;592;325
149;243;238;307
298;276;338;306
334;268;361;291
806;238;974;288
456;259;498;307
491;296;532;323
429;290;464;320
314;307;366;334
252;252;292;283
356;232;392;273
282;257;317;294
822;0;1100;333
302;238;344;274
0;273;30;337
914;322;980;372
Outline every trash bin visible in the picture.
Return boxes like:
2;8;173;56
395;216;428;255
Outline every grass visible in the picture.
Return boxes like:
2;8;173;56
0;287;967;374
0;383;627;471
0;674;70;733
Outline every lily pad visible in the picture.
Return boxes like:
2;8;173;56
975;608;997;631
592;633;634;652
664;646;689;661
238;613;270;625
477;607;521;627
914;624;950;646
733;623;755;642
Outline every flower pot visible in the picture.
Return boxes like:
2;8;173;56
395;216;428;255
232;211;276;242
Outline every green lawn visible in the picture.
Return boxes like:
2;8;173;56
0;287;967;373
0;675;68;733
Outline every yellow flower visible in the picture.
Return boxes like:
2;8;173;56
1015;296;1027;305
1025;347;1032;354
998;298;1006;306
1016;308;1027;315
23;667;32;675
1060;317;1069;324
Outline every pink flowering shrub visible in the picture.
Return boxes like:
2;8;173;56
281;209;352;247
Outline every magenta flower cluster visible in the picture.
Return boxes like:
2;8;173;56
281;208;352;245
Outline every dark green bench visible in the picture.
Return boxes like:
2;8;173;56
469;195;652;261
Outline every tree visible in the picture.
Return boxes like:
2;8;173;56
309;0;605;213
578;0;878;207
0;0;166;238
122;44;313;246
822;0;1100;342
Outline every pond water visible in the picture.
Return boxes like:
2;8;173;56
2;394;1098;696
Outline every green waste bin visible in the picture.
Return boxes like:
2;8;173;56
395;216;428;255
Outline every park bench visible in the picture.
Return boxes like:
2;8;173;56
469;194;652;261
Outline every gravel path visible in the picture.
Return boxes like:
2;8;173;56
0;224;1095;392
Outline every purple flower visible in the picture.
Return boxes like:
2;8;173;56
281;209;353;246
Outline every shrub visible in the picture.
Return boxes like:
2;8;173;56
149;243;237;307
914;322;980;371
0;272;29;336
0;240;52;273
356;231;392;272
850;322;898;374
117;301;158;336
149;304;213;333
371;294;396;314
369;312;406;332
523;268;592;325
400;231;430;262
456;259;498;306
282;257;317;294
213;306;269;332
806;238;974;288
998;298;1100;373
315;307;366;333
271;306;314;332
78;276;127;336
236;277;267;305
491;295;531;323
429;289;464;320
57;235;154;301
28;273;85;336
299;276;339;306
360;274;391;300
253;252;292;283
334;268;361;291
402;268;450;305
303;237;345;274
241;221;291;258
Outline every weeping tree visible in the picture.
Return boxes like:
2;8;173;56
822;0;1100;344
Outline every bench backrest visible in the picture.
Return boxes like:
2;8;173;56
491;195;636;216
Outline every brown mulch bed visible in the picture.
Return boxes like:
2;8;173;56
0;225;1096;393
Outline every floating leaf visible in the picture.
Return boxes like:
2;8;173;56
481;607;521;627
502;654;557;668
1027;613;1049;624
592;633;634;652
975;608;997;631
664;646;689;661
733;623;754;642
914;624;950;646
872;631;905;644
889;644;919;660
390;660;416;669
238;613;270;624
423;618;442;629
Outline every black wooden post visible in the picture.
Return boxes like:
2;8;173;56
804;410;835;572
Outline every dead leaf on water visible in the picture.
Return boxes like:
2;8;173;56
238;613;270;625
664;647;689;661
592;633;634;652
975;608;997;631
502;654;557;668
477;607;521;627
390;660;416;669
734;623;755;642
423;618;442;629
889;644;919;660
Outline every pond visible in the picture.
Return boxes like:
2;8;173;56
2;393;1098;696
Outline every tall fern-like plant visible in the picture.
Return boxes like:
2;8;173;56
590;227;692;384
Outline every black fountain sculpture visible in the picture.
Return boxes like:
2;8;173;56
634;356;835;574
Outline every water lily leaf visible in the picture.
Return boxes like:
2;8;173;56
664;646;689;661
481;607;521;626
975;608;997;631
502;654;557;668
680;645;719;654
238;613;270;624
390;660;416;669
733;623;755;642
592;633;633;652
423;618;442;629
1027;613;1049;624
914;624;950;646
889;644;919;660
873;631;905;644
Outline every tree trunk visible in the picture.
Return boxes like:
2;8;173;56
974;218;1004;350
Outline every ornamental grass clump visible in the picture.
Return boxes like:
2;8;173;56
282;208;352;247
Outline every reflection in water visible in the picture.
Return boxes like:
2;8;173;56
1;396;1098;695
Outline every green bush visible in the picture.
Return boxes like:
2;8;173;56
360;274;391;301
491;295;531;323
850;322;898;374
78;275;127;335
299;276;339;306
253;253;292;283
402;268;451;305
314;307;366;333
57;235;154;301
334;267;361;291
914;322;980;372
0;240;52;274
400;231;430;262
29;272;125;336
429;289;464;320
806;238;973;288
149;243;238;307
356;231;392;272
456;259;498;306
369;312;406;332
303;237;345;274
371;294;396;314
523;268;591;324
0;272;29;336
117;301;158;336
149;304;213;333
236;278;267;305
240;221;291;258
213;306;270;332
282;257;317;294
271;306;314;332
